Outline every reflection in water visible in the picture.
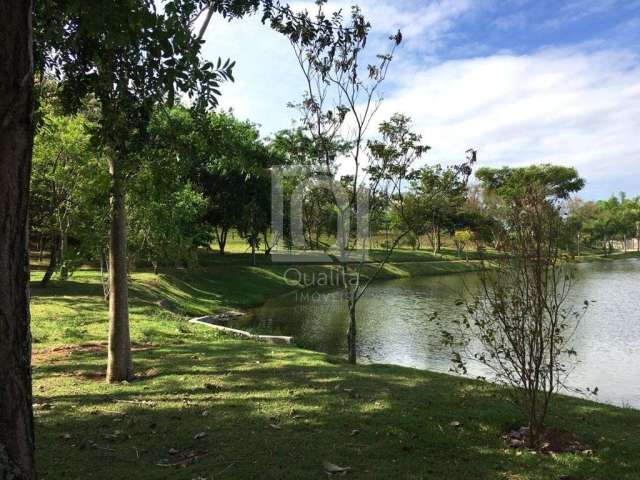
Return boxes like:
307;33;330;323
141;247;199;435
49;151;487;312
238;259;640;408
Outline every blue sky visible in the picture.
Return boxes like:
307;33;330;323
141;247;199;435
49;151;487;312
200;0;640;199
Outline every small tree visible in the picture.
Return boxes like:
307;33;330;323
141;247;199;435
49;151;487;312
453;229;472;259
279;3;477;363
442;170;588;449
31;104;109;286
406;163;474;254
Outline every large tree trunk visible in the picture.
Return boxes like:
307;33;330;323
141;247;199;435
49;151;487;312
0;1;37;478
106;157;133;383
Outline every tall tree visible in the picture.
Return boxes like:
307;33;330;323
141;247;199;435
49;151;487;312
34;0;315;380
35;0;249;382
0;1;37;478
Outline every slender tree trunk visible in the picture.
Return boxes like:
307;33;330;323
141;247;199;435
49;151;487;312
347;300;357;364
263;232;273;256
100;247;109;302
431;226;437;254
0;1;37;477
38;234;44;262
106;157;133;383
40;235;59;287
59;231;68;279
216;227;227;256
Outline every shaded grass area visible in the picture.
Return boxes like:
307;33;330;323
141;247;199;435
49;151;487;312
30;252;640;478
33;339;640;479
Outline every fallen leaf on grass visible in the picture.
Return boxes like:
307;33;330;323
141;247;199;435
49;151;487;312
323;461;352;475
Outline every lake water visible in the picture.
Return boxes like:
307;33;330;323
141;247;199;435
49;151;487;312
238;259;640;408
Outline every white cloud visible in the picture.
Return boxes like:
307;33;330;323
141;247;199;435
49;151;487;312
544;0;640;29
377;46;640;198
198;0;480;134
198;2;640;198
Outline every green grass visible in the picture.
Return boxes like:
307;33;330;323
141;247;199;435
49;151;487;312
29;251;640;479
32;339;640;479
30;253;484;348
574;250;640;263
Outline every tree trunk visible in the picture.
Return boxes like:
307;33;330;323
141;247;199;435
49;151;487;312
100;247;109;302
430;227;437;254
59;230;69;279
40;235;59;287
0;1;37;477
38;234;44;262
106;157;133;383
347;301;357;364
216;227;227;256
251;237;256;266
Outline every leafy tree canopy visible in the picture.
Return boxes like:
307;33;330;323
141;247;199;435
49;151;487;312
476;164;585;200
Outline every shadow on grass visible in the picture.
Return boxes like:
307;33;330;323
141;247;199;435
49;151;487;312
33;341;640;480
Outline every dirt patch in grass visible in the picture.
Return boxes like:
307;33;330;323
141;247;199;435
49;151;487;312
504;426;592;454
32;342;159;365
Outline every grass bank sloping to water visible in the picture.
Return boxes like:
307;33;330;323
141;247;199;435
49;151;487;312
29;254;640;479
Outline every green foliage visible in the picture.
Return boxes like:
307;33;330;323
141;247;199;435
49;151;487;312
31;104;110;276
401;163;474;252
476;164;585;200
566;194;640;254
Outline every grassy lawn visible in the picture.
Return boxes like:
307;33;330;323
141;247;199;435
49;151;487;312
30;252;640;479
574;250;640;263
32;338;640;479
30;253;484;346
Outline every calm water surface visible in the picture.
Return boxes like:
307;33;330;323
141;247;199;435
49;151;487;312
237;259;640;408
